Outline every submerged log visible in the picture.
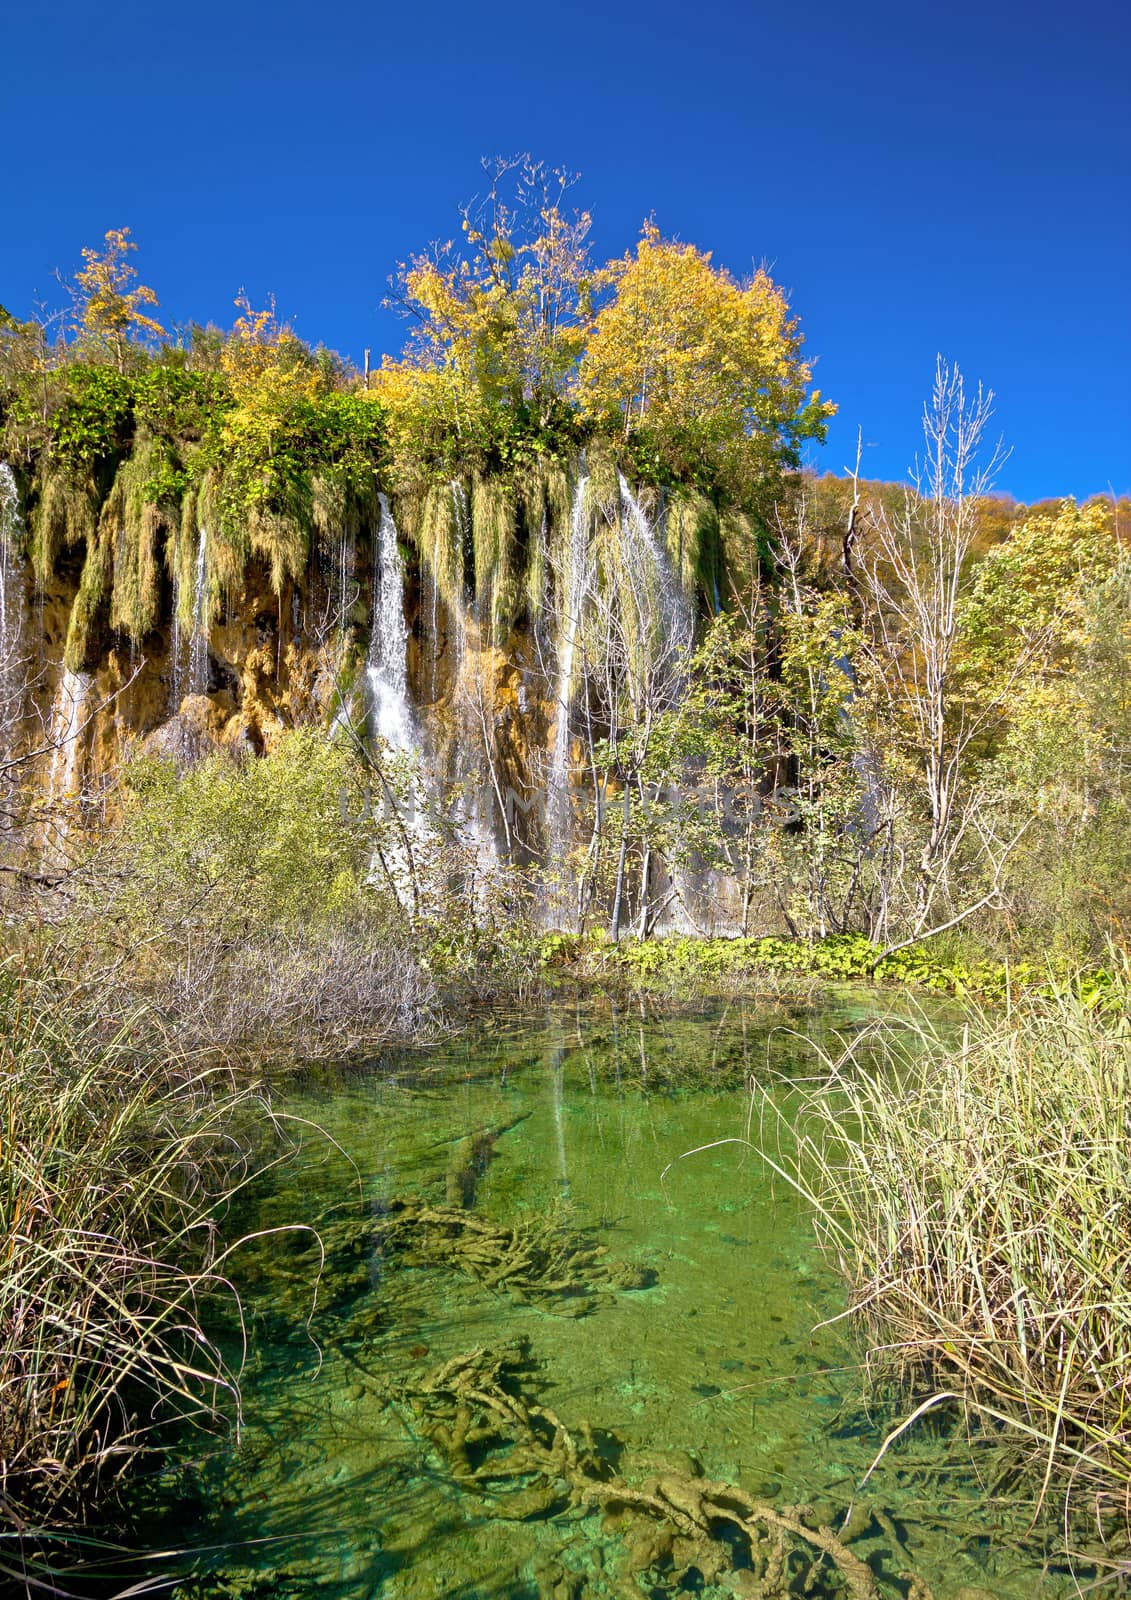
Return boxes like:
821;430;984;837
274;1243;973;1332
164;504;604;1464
382;1339;938;1600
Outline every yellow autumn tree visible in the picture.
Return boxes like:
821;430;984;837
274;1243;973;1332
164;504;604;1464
577;223;833;497
376;157;598;473
958;498;1122;714
220;292;325;407
71;228;165;371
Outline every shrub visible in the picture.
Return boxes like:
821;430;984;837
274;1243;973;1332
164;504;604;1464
65;730;435;1064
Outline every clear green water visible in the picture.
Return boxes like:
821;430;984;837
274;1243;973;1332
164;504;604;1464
132;999;1076;1599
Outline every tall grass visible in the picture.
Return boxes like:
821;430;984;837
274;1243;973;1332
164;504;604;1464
0;961;280;1570
765;988;1131;1543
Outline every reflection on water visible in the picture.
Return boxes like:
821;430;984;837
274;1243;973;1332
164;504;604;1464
127;999;1076;1598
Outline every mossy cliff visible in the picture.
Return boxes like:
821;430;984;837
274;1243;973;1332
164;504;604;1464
0;436;739;847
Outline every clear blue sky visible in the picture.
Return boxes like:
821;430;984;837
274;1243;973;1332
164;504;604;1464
3;0;1128;501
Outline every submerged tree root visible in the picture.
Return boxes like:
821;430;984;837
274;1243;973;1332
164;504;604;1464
319;1196;655;1316
383;1339;938;1599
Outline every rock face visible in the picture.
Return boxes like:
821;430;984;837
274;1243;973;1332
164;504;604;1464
3;499;564;876
0;458;744;932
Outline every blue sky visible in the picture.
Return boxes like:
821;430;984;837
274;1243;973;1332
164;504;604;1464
3;0;1128;501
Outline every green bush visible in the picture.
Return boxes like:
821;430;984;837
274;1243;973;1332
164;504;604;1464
67;730;434;1062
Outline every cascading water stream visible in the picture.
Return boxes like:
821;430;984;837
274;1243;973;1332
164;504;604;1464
366;494;414;753
188;524;210;696
616;473;700;933
45;669;93;858
617;472;693;665
446;479;502;897
364;495;428;910
548;472;589;854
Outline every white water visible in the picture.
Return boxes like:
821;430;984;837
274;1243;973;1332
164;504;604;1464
46;668;92;832
366;494;414;752
617;474;700;933
617;472;694;664
188;525;210;696
444;478;505;893
363;496;428;910
548;472;589;851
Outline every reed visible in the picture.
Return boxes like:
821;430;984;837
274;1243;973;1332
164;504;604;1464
765;987;1131;1536
0;962;275;1547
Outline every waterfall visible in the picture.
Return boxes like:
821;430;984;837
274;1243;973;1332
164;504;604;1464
449;479;470;661
45;669;93;858
548;471;589;851
617;472;693;664
617;474;699;933
445;478;503;893
188;524;210;696
363;494;427;910
0;464;25;734
366;494;414;752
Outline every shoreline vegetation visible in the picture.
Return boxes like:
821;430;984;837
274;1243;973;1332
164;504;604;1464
4;938;1128;1593
763;983;1131;1585
525;927;1126;1007
0;964;289;1592
1;167;1128;1591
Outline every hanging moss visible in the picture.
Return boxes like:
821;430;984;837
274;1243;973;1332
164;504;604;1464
719;507;760;594
310;472;346;552
205;465;249;598
30;466;97;587
583;492;669;716
417;481;465;616
63;512;113;672
392;485;424;559
249;503;310;596
667;490;719;603
471;473;517;642
172;487;200;634
108;442;166;642
312;469;381;550
695;499;724;612
519;459;571;621
584;441;620;518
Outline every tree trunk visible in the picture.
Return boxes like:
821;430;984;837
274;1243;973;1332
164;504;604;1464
609;778;632;941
